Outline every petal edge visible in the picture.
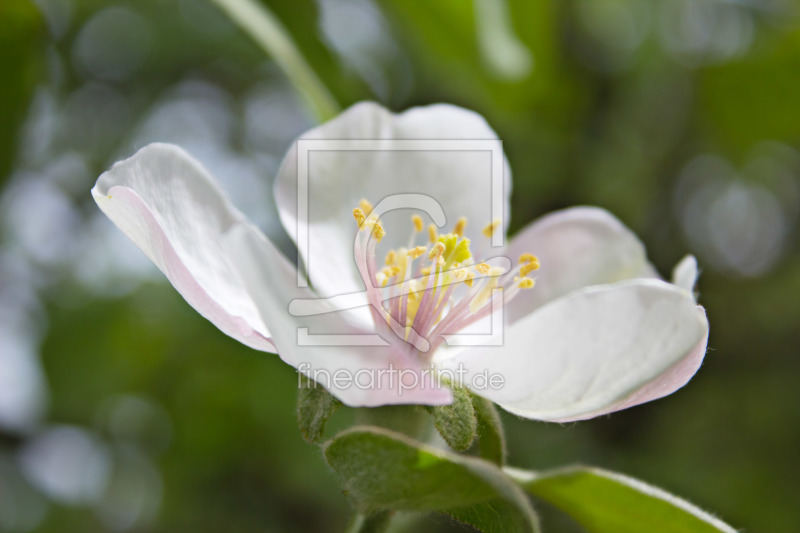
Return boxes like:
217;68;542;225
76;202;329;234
92;143;277;352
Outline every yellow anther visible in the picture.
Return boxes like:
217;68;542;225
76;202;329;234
353;208;366;227
453;268;468;281
428;242;446;260
475;263;491;275
359;199;373;216
354;205;537;327
482;219;501;238
376;266;400;286
407;246;427;260
453;217;467;237
412;215;424;233
428;224;438;243
518;278;535;289
520;261;539;277
372;221;385;242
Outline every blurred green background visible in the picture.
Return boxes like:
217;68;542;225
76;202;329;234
1;0;799;531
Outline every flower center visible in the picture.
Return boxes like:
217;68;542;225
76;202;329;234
352;199;539;355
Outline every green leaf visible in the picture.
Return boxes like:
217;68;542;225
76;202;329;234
430;385;477;451
324;426;539;533
472;394;506;465
296;374;340;444
508;466;737;533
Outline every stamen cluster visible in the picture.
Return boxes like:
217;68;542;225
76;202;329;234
352;199;539;355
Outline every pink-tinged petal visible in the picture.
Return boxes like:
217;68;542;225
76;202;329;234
274;101;512;299
225;223;453;407
440;279;709;422
549;311;708;422
505;207;653;324
92;143;277;352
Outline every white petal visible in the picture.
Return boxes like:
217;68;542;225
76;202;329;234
224;223;453;407
672;254;699;294
440;279;709;422
92;143;276;352
553;320;708;422
505;207;653;323
274;101;512;298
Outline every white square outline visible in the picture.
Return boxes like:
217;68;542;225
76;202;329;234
294;139;506;347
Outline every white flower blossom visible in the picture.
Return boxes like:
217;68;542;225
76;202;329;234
92;102;708;422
